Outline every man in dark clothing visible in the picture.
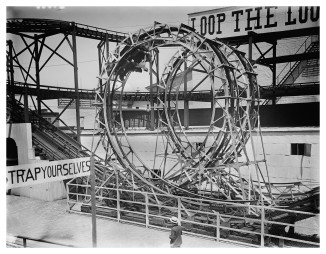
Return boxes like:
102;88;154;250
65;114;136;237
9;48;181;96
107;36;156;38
169;216;185;248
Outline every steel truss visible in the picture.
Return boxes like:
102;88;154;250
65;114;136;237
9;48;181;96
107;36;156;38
6;31;84;140
6;18;126;142
89;23;276;210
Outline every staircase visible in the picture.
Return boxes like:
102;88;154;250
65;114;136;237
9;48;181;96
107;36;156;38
263;37;319;105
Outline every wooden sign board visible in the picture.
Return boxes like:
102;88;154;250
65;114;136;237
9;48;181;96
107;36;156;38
7;157;90;189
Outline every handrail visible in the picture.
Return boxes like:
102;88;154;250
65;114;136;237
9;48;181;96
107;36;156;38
8;81;219;96
70;183;319;214
7;18;128;37
67;182;320;247
260;81;319;90
10;81;95;94
7;234;75;248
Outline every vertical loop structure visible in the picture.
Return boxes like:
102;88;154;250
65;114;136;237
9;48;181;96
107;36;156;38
93;23;272;204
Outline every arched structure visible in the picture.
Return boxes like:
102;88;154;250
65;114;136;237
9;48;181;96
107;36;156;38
92;23;273;204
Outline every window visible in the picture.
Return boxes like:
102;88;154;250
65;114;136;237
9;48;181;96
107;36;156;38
291;143;311;156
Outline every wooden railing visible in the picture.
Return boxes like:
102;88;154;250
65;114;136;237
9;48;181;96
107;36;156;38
66;182;320;247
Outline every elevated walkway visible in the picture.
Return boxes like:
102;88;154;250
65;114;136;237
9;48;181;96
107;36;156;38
7;18;126;42
7;80;320;104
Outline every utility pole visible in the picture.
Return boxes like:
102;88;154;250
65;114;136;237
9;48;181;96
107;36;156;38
90;155;97;247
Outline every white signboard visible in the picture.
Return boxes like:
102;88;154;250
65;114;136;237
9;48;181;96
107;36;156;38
6;157;91;189
188;6;319;39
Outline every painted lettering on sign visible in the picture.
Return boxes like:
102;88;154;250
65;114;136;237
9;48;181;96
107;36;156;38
188;6;319;39
6;157;91;189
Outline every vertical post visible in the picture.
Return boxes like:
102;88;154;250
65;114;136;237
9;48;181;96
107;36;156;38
97;42;103;94
24;85;29;123
66;180;70;212
72;23;81;143
216;212;220;241
23;238;27;248
105;33;110;60
248;34;253;64
116;170;120;222
8;40;15;102
183;57;189;130
155;49;160;128
8;40;14;87
272;41;277;105
90;155;97;248
145;192;149;227
177;197;181;226
149;52;155;131
34;35;41;115
260;206;265;247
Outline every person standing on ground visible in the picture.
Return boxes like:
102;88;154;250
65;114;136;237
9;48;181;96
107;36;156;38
169;216;185;248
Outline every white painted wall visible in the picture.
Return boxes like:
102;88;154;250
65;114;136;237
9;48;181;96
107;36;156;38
257;128;319;183
82;127;320;185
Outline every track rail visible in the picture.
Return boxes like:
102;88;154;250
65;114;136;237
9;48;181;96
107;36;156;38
7;18;127;42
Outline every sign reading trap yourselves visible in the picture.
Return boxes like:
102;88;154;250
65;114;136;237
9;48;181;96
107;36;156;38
6;157;90;189
188;6;319;39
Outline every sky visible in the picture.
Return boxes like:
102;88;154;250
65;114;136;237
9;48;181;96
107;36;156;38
5;2;323;92
7;6;214;33
6;5;220;92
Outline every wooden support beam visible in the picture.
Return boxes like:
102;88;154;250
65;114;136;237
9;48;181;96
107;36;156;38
184;57;189;130
72;23;81;143
34;34;41;115
90;155;97;248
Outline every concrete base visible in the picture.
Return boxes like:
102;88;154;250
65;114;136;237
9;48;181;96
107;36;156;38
7;123;67;201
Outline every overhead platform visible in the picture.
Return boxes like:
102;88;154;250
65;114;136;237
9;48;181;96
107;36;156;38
7;18;127;42
8;80;320;102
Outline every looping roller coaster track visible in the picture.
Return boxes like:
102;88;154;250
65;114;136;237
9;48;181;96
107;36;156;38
90;22;276;210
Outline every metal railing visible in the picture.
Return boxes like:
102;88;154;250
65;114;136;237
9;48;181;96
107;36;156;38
10;80;95;95
66;182;320;248
7;18;127;41
6;235;75;248
260;81;319;90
